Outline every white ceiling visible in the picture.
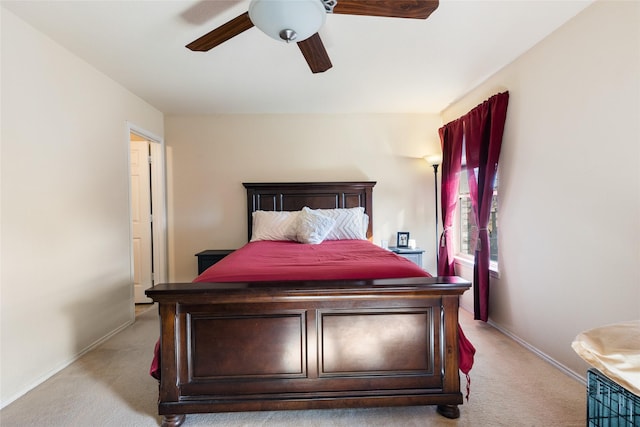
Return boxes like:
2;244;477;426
2;0;594;115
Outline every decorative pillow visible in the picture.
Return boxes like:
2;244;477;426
250;210;299;242
296;207;336;244
316;207;367;240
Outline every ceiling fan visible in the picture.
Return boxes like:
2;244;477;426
186;0;439;74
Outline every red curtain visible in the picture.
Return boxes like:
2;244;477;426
437;119;464;276
438;119;477;389
437;91;509;321
464;92;509;321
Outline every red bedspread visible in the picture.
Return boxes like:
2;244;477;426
195;240;430;283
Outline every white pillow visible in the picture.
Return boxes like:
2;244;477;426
250;210;299;242
296;207;336;244
316;207;367;240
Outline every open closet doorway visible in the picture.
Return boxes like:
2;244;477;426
128;124;167;304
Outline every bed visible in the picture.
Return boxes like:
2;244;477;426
146;181;471;427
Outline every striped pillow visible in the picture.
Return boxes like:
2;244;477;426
250;210;299;242
296;207;336;244
315;207;367;240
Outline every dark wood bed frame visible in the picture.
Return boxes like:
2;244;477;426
146;181;471;427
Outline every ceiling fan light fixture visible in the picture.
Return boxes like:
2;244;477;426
248;0;326;43
279;29;297;43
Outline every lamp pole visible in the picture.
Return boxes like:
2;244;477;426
424;154;442;274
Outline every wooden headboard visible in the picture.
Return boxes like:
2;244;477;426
243;181;376;241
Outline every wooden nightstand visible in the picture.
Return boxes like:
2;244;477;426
388;247;425;268
195;249;235;274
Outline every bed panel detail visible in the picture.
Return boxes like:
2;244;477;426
189;312;306;379
319;309;434;376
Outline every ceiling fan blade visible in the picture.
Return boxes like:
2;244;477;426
331;0;438;19
297;33;332;74
186;12;254;51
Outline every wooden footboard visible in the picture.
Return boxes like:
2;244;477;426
146;276;470;426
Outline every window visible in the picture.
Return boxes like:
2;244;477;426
457;168;498;266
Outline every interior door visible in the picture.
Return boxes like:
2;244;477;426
130;138;153;303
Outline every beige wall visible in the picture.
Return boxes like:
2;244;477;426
165;114;442;281
445;0;640;378
1;9;163;405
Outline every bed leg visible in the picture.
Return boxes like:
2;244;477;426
436;404;460;419
161;414;185;427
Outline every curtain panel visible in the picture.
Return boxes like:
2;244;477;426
437;119;464;276
438;91;509;321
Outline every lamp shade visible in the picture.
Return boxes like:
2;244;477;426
424;154;442;166
248;0;326;43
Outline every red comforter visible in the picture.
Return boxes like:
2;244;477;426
150;240;474;384
195;240;430;282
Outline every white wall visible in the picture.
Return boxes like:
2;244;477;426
0;9;164;406
165;114;442;281
444;0;640;378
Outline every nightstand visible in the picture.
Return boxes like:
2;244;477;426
195;249;235;274
388;247;425;268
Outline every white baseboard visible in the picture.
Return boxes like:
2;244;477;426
486;318;586;386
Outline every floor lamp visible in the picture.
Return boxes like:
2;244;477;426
425;155;442;270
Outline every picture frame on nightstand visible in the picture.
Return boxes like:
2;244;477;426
397;232;410;248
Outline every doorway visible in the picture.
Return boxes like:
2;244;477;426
128;124;167;305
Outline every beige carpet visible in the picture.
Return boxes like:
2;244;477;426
0;305;586;426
